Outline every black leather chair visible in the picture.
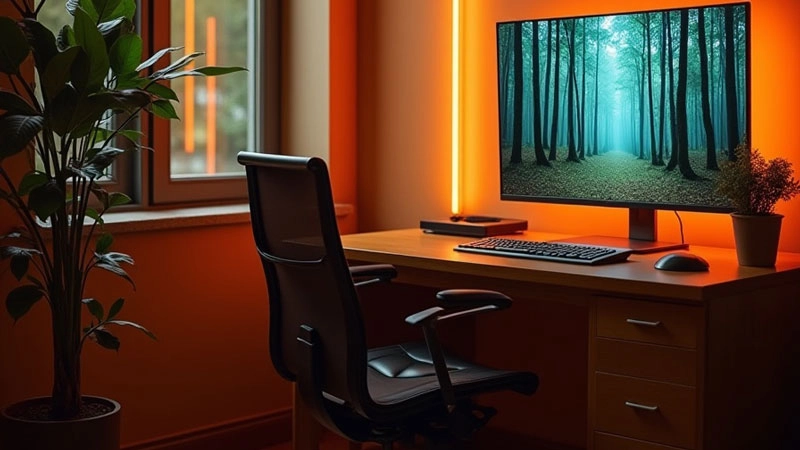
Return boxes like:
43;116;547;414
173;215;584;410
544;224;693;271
238;152;538;449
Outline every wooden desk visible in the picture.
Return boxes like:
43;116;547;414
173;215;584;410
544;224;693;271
294;229;800;450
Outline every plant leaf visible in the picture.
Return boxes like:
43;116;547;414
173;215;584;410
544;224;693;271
28;180;65;221
6;285;43;321
0;17;30;75
108;192;131;207
92;0;124;23
42;46;81;100
85;207;104;225
95;233;113;254
0;114;44;160
150;100;178;120
0;91;37;115
150;51;205;79
94;251;135;288
82;298;104;322
135;46;182;73
92;328;120;351
193;66;248;77
83;146;125;178
1;246;40;281
107;297;124;320
20;19;59;75
109;32;142;76
73;7;110;92
145;82;178;101
18;171;48;196
107;320;156;340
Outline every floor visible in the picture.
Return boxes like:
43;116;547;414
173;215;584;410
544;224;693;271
265;430;578;450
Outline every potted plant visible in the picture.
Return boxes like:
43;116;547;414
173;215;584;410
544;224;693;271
715;140;800;267
0;0;244;447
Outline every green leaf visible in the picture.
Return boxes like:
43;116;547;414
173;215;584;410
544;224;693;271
20;19;59;75
67;0;99;22
28;181;65;221
0;91;37;115
82;298;104;322
92;0;124;23
18;172;48;196
145;83;178;101
0;17;30;75
86;207;104;225
135;46;182;73
57;25;77;50
150;100;178;120
193;66;248;77
94;251;135;288
107;0;136;22
91;185;109;208
83;146;125;178
109;32;141;76
42;46;81;100
92;328;120;351
0;114;45;160
73;7;110;92
1;246;40;281
108;192;131;207
49;85;79;136
107;297;124;320
6;285;43;321
107;320;156;340
95;233;113;254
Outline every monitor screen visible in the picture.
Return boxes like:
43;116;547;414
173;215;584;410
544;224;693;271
496;3;749;218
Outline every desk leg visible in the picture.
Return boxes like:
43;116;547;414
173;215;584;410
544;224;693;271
293;383;322;450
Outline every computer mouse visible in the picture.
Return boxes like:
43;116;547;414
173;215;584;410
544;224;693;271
654;251;710;272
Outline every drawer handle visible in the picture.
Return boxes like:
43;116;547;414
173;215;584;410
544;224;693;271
625;401;659;412
626;318;662;327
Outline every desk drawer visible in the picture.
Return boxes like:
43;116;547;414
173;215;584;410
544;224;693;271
596;297;701;348
595;432;687;450
596;337;696;386
595;373;696;449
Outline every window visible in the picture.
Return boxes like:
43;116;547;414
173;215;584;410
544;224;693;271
36;0;280;206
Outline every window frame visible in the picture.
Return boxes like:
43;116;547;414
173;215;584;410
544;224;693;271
140;0;280;205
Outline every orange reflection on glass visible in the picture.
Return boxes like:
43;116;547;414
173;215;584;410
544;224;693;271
184;0;195;154
205;17;217;174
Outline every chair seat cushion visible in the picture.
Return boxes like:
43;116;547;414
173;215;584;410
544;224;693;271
366;342;538;407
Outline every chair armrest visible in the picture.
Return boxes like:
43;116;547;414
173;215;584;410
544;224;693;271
436;289;512;310
349;264;397;287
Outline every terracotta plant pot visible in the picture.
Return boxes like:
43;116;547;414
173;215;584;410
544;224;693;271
0;396;121;450
731;213;783;267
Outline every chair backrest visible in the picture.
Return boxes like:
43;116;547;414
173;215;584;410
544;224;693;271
238;152;368;410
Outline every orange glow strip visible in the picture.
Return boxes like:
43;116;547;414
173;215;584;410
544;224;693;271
184;0;196;154
451;0;461;215
206;17;217;174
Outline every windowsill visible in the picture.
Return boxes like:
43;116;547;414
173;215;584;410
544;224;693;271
102;203;355;234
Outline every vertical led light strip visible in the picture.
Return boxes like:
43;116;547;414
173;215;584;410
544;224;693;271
451;0;461;215
184;0;196;154
205;17;217;174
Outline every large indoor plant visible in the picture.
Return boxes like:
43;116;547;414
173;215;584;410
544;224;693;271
0;0;243;446
715;140;800;266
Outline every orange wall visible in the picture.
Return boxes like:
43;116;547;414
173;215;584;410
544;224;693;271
358;0;800;253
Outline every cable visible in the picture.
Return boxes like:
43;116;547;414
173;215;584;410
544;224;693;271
672;210;685;244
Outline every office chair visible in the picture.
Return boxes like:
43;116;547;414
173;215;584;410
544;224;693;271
238;152;538;449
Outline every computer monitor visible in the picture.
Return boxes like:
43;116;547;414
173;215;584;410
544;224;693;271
496;3;749;252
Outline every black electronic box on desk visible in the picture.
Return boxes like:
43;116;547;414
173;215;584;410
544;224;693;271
420;217;527;237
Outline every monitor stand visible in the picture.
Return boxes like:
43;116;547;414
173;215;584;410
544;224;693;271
552;208;689;254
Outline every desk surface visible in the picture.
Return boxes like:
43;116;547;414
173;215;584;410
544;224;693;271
341;229;800;303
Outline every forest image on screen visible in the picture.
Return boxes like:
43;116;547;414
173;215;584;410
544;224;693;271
497;4;748;211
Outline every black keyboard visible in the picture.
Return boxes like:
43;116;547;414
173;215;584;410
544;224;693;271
455;237;632;265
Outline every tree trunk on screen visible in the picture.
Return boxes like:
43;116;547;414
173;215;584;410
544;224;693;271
724;5;740;161
593;17;600;156
676;9;698;180
549;21;561;160
579;18;586;159
698;8;718;170
566;20;579;162
511;22;523;164
666;12;678;171
646;13;658;166
498;27;512;146
657;11;666;165
531;21;549;166
543;20;552;149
